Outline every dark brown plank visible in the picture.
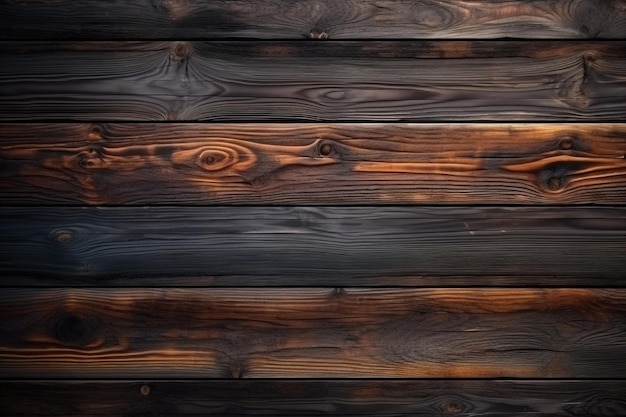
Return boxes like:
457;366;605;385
1;380;625;416
1;0;626;40
1;41;625;121
0;206;625;286
1;123;625;205
1;288;626;378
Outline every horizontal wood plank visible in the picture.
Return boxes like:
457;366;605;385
1;288;626;378
1;123;625;204
1;0;625;40
1;41;625;121
1;380;625;416
1;206;625;286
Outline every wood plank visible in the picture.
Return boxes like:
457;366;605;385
1;123;625;205
1;380;625;416
1;41;625;121
0;206;625;286
1;0;626;40
1;288;626;378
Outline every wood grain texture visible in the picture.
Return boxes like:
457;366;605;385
1;206;624;286
1;41;625;121
1;380;625;416
1;123;625;205
2;288;626;378
1;0;625;40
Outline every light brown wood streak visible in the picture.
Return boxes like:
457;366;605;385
1;0;625;39
1;288;626;378
0;41;625;121
1;123;625;204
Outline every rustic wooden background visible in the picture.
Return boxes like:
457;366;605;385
1;1;626;415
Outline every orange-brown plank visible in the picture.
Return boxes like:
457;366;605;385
2;288;626;378
1;123;625;205
1;0;625;40
1;41;625;121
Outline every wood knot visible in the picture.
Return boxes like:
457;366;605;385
309;29;329;39
537;161;579;192
88;125;104;141
319;142;333;156
78;156;97;169
547;176;563;191
172;42;191;59
444;401;462;414
559;136;574;150
140;385;151;396
55;314;96;346
52;229;76;244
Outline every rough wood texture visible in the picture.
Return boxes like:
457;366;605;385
1;123;625;205
1;380;625;416
2;3;626;413
1;206;625;286
1;0;625;40
2;288;626;378
1;41;625;121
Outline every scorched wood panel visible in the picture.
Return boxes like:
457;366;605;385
2;380;625;416
1;206;624;286
1;123;625;205
1;41;625;121
2;288;626;378
1;0;626;415
1;0;625;40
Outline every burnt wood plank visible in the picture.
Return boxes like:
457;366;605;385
0;206;624;286
1;123;625;205
1;380;625;416
1;41;625;121
1;288;626;378
1;0;625;40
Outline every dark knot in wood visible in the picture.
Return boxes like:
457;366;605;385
55;314;96;346
559;136;574;150
88;125;104;141
444;400;463;414
548;177;563;191
51;229;76;244
172;42;191;59
538;161;578;192
320;143;333;156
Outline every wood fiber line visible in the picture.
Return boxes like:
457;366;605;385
1;206;624;286
1;0;625;40
1;123;625;205
2;288;626;378
1;380;625;416
0;41;625;121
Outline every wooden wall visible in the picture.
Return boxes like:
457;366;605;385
1;1;626;415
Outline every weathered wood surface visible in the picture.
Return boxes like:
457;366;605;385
1;123;625;205
1;380;625;416
1;41;625;121
1;0;626;40
1;206;625;286
2;288;626;378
